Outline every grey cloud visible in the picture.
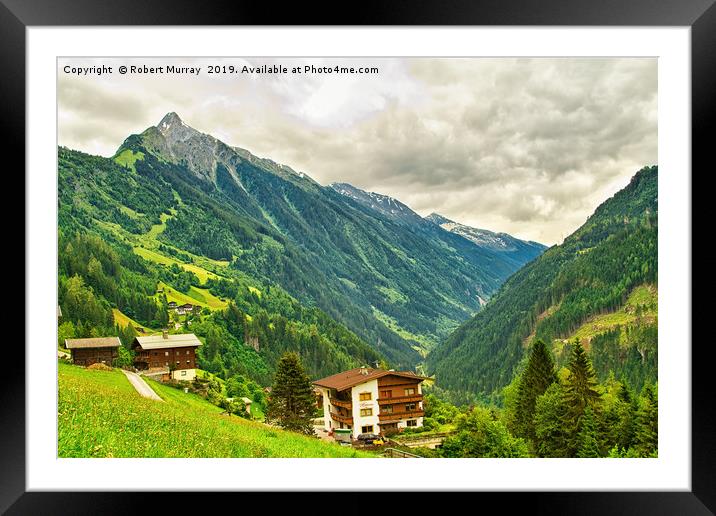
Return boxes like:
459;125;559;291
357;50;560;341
58;57;656;244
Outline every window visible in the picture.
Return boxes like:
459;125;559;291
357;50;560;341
404;387;416;396
176;351;180;355
186;350;190;355
181;370;186;376
361;425;373;434
406;420;417;427
405;403;417;411
359;392;371;401
360;408;373;417
380;390;392;398
186;360;190;364
165;351;169;356
383;405;393;414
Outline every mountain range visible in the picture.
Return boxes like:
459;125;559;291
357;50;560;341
59;112;546;374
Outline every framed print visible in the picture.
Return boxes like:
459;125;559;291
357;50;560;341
4;0;713;513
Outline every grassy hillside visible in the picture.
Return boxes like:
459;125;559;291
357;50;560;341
58;362;371;458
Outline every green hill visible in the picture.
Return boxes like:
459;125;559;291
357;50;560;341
58;362;371;458
427;166;658;400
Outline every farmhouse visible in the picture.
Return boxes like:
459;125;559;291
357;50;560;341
167;302;199;315
132;331;202;381
313;367;427;439
64;337;120;367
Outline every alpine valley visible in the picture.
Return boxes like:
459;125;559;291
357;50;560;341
58;112;545;385
58;112;659;459
59;113;657;403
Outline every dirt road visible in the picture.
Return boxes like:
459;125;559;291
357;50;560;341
122;370;164;401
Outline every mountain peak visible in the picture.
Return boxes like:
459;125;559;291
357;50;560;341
425;213;453;225
158;111;183;128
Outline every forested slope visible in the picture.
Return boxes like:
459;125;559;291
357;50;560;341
427;166;658;399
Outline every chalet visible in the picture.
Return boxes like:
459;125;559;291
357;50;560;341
64;337;121;367
167;301;177;310
132;331;202;381
175;303;195;315
313;367;428;439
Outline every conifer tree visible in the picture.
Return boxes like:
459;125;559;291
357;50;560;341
576;407;601;457
514;339;557;442
561;341;601;455
265;352;316;435
534;382;570;457
615;381;638;451
634;383;658;457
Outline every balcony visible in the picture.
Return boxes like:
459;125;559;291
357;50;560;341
378;410;425;421
377;394;423;404
330;412;354;425
330;398;352;410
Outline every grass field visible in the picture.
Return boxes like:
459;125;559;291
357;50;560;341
112;308;153;333
58;362;373;458
113;149;144;172
157;282;228;310
134;247;221;286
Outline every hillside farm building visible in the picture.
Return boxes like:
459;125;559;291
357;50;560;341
313;367;427;439
168;303;196;315
132;332;202;381
64;337;121;367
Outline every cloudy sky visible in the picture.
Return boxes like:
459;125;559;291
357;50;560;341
58;57;657;245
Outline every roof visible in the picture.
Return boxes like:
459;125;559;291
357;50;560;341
313;367;427;391
133;333;202;350
65;337;121;349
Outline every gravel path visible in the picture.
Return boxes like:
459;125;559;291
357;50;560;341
122;370;164;401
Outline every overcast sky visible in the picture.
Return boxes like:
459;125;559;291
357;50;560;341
58;57;657;245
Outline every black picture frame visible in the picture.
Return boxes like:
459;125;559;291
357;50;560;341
3;0;711;513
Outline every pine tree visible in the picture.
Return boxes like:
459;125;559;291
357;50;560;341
634;383;658;457
561;341;601;456
514;339;557;442
616;381;638;451
265;352;316;435
576;407;601;457
534;382;570;457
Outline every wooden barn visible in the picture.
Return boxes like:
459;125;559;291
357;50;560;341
64;337;121;367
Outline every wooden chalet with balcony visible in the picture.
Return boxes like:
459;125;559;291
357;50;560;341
313;367;428;439
132;331;202;381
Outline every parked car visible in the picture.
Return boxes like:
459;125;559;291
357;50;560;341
357;433;384;445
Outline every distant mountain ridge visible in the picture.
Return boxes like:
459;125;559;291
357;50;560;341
425;213;547;260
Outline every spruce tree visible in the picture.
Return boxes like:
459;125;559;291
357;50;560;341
616;381;638;451
514;339;557;442
634;383;658;457
561;341;601;456
534;382;570;457
576;407;601;458
265;352;316;435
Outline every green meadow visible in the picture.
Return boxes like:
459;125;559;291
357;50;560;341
58;362;373;458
